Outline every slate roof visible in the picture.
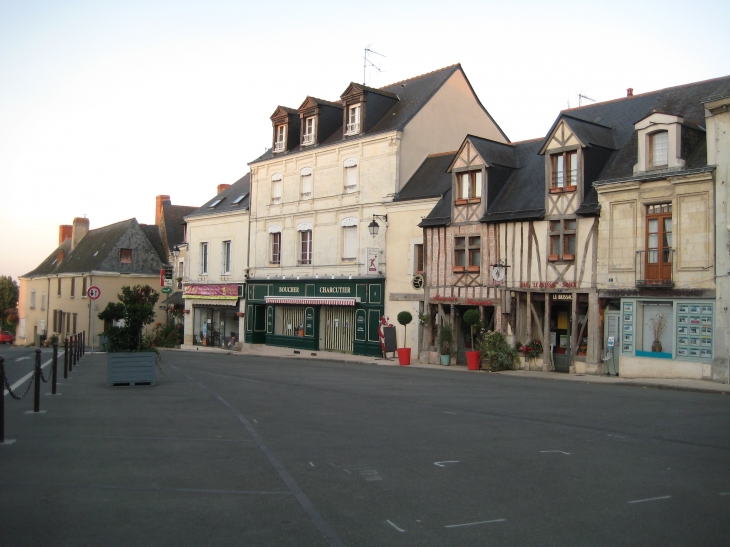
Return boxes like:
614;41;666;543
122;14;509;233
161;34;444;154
186;173;251;219
393;152;456;202
161;202;197;252
250;64;503;164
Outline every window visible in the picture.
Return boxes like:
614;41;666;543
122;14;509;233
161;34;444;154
648;131;668;169
70;277;75;298
232;193;248;205
222;241;232;274
41;292;46;311
270;232;281;264
82;277;88;297
455;170;482;203
72;313;77;335
177;259;184;283
302;117;315;146
300;168;312;200
271;174;282;204
415;244;424;274
120;249;132;263
274;124;286;152
549;219;577;261
57;278;61;297
30;289;36;309
550;151;578;190
200;242;209;274
300;230;312;265
346;104;361;135
454;236;481;271
645;203;672;284
208;198;223;208
344;158;358;193
342;226;357;261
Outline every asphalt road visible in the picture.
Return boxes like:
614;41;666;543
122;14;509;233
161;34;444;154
1;350;729;546
0;346;66;389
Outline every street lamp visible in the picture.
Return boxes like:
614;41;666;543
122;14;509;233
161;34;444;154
368;214;388;238
172;245;180;258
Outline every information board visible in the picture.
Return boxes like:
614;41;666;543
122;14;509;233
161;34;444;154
382;325;397;354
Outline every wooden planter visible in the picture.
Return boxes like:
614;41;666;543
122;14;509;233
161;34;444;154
107;352;157;387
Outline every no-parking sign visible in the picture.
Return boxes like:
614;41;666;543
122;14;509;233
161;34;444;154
87;286;101;300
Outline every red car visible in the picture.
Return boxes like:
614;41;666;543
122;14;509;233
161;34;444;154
0;330;15;344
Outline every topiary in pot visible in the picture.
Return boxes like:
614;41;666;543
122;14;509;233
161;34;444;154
397;311;413;347
462;309;481;351
437;322;454;365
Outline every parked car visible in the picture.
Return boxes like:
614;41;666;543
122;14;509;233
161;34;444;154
0;330;15;344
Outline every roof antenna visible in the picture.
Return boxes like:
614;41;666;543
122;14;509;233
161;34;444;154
578;90;595;107
363;46;385;85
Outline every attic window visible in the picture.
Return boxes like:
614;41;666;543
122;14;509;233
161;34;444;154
345;104;361;135
455;171;482;204
208;198;224;208
120;249;132;263
232;193;248;205
302;117;315;146
274;124;286;152
550;151;578;191
648;131;668;169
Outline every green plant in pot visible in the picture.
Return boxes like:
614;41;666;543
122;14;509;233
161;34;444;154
396;311;413;365
479;330;519;372
437;322;453;366
462;309;482;370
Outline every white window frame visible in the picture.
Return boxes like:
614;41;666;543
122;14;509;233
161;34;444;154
346;104;361;135
222;240;232;275
200;242;209;275
302;117;315;146
274;124;286;152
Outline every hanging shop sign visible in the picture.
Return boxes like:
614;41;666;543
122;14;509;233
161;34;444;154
183;284;240;300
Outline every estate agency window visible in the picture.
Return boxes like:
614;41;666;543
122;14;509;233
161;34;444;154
551;151;578;189
549;219;576;261
454;236;480;272
456;170;482;203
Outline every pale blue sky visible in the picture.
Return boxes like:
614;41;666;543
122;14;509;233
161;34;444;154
1;0;729;281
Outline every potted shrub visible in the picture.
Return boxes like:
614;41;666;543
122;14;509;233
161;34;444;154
437;322;453;366
462;309;482;370
99;284;160;387
520;339;543;366
479;330;519;372
396;311;413;365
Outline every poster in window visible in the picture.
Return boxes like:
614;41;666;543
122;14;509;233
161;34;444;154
689;326;700;335
624;324;632;333
689;305;700;314
690;316;701;325
678;316;688;325
689;348;700;357
678;337;688;346
678;305;689;314
689;338;700;346
701;305;712;314
701;327;712;336
678;326;688;335
677;348;688;357
623;314;632;322
700;349;712;358
623;303;633;313
701;316;712;326
623;343;632;352
624;334;632;342
701;338;712;347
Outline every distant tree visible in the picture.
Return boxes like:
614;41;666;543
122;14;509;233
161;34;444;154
0;275;19;320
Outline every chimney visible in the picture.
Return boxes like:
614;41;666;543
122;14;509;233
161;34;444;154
59;224;73;245
217;184;230;195
155;195;171;226
71;217;90;250
627;88;634;97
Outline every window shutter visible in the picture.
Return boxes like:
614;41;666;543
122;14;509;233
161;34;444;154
343;227;357;260
301;174;312;195
345;166;358;193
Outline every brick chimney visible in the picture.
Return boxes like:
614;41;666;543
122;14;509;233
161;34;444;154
217;184;230;195
155;195;171;226
627;88;634;97
59;224;73;245
71;217;90;250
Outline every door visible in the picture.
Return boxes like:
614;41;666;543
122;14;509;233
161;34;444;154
322;307;355;353
552;304;571;372
604;310;620;375
645;204;672;284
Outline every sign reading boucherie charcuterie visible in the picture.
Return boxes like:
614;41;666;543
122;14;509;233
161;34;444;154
183;284;240;299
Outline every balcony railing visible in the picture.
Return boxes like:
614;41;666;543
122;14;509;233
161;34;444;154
273;141;285;152
635;249;674;288
302;134;314;146
345;122;360;135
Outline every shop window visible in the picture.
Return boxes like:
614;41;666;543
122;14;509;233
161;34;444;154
648;131;668;169
270;232;281;265
300;230;312;265
549;219;576;261
454;236;480;272
222;241;232;274
550;151;578;191
415;244;424;274
342;226;357;262
455;170;482;204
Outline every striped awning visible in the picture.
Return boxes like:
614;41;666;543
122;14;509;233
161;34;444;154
264;296;359;306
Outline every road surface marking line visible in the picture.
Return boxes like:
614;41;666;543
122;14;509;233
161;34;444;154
309;462;315;467
445;519;506;528
15;357;30;362
628;495;671;504
4;354;61;397
434;461;459;467
540;450;571;455
444;411;456;414
386;520;406;532
720;492;730;496
607;434;627;439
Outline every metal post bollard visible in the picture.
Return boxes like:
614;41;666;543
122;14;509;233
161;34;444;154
83;331;86;356
64;337;69;378
1;356;5;442
69;336;74;372
52;343;58;395
33;349;41;413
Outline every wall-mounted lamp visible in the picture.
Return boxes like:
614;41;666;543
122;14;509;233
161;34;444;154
171;246;180;258
368;214;388;238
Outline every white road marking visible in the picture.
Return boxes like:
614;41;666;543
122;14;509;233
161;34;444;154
540;450;571;455
253;419;257;423
607;434;627;439
15;357;30;362
445;519;506;528
444;411;456;414
720;492;730;496
4;354;62;397
386;520;406;532
627;495;671;504
309;462;315;467
434;461;459;467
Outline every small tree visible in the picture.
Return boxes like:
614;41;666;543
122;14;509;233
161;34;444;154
462;309;481;351
397;311;413;348
438;322;454;356
0;275;19;329
99;285;159;352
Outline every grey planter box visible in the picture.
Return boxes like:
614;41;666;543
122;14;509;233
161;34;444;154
107;352;157;387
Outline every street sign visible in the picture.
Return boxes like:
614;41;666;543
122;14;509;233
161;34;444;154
87;286;101;300
161;268;173;286
161;287;172;294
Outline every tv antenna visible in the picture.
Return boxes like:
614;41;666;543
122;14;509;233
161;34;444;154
578;91;595;107
363;47;385;85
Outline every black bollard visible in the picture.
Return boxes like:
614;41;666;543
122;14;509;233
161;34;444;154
1;356;5;442
69;336;74;372
83;331;86;356
52;342;58;395
63;337;69;378
33;349;41;413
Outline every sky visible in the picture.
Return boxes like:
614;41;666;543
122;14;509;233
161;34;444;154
1;0;729;282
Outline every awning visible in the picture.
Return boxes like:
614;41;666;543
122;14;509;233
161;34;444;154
264;296;359;306
186;298;239;308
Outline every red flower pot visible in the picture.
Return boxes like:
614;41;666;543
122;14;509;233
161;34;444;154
397;348;411;366
466;350;481;370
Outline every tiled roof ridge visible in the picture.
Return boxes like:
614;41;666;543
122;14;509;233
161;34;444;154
561;113;614;129
466;134;516;147
427;150;458;157
379;63;460;90
561;74;730;114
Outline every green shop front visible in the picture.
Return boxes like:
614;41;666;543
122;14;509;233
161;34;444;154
244;278;385;357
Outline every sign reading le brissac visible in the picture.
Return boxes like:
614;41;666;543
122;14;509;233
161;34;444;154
160;268;173;287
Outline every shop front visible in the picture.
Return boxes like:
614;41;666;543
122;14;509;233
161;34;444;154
244;278;385;357
183;283;244;348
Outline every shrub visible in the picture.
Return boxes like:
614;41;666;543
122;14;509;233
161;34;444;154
521;339;543;360
437;322;453;355
397;311;413;348
99;285;159;353
479;330;519;371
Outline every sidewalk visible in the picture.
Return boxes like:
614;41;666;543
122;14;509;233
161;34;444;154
176;343;730;394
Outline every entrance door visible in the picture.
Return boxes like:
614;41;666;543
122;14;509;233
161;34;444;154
604;310;620;375
322;307;355;353
645;203;672;285
551;304;571;373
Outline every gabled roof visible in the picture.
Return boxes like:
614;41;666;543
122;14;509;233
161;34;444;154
450;135;519;171
394;152;456;202
340;82;399;100
160;202;197;252
270;106;298;119
298;96;343;111
418;188;453;227
186;173;251;219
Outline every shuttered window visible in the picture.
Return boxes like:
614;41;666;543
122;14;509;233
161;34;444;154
30;290;36;309
342;227;357;261
301;170;312;200
41;293;46;311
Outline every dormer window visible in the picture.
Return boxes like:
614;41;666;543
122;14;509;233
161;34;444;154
274;125;286;152
648;131;668;169
302;117;316;146
455;170;482;204
550;151;578;191
346;104;361;135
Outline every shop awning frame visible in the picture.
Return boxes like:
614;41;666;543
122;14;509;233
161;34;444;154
264;296;360;306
